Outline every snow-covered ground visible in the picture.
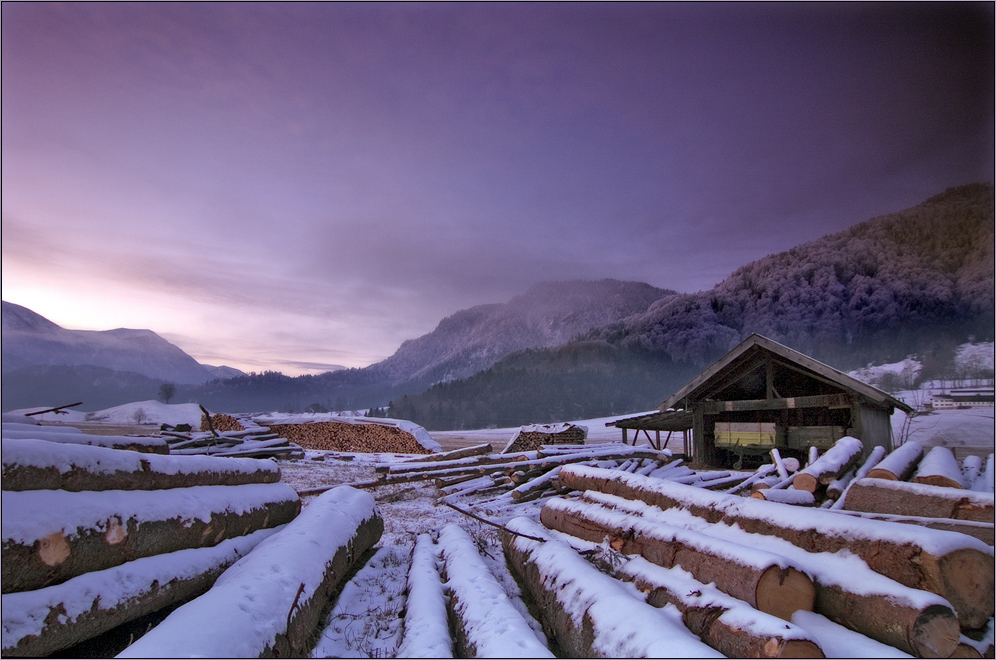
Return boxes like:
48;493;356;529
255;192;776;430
9;401;203;427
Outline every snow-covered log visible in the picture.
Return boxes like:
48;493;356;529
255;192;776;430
582;490;961;658
1;428;168;454
1;438;281;492
843;478;994;523
770;448;790;480
826;469;856;501
726;464;778;494
750;488;816;506
913;446;966;489
400;443;492;464
831;445;887;510
790;611;913;659
1;483;300;593
540;497;815;620
501;517;723;658
557;465;994;629
437;524;552;658
118;486;383;658
395;535;452;658
832;509;994;547
617;556;824;658
867;441;924;481
792;436;863;493
1;526;281;657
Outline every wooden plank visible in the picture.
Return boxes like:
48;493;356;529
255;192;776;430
700;394;851;414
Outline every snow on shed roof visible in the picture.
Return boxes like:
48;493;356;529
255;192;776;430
659;334;914;414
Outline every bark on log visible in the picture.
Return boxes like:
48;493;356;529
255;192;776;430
844;478;995;523
0;526;280;657
792;436;863;493
1;438;281;492
2;483;300;593
617;556;824;658
118;486;382;658
540;498;815;620
868;441;924;481
832;510;994;546
914;446;966;490
581;489;963;658
501;518;723;659
557;465;995;629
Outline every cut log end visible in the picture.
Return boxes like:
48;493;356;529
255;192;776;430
775;639;825;659
912;605;964;659
913;475;965;490
935;548;996;630
866;468;899;481
792;473;819;493
754;565;815;621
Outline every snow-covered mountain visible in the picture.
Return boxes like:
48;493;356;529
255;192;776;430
367;279;676;386
1;301;216;384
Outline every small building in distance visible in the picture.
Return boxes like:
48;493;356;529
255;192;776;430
931;388;995;410
609;334;914;469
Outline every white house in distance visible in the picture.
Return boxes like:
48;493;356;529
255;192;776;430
931;387;995;410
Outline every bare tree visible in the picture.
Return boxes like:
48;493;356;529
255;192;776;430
158;383;177;404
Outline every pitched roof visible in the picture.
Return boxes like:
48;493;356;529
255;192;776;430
659;333;914;414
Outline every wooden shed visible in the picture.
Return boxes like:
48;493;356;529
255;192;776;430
610;334;914;468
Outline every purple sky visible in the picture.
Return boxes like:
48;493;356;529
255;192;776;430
3;3;992;375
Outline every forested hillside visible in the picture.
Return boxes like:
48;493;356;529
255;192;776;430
390;183;994;429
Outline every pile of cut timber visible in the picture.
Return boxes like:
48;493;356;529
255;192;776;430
201;413;246;433
252;413;441;454
118;486;382;658
500;423;587;454
836;443;995;545
306;442;675;503
163;425;305;460
2;421;168;454
1;437;300;657
525;464;995;658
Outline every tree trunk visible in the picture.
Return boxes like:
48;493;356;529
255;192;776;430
116;487;383;658
2;484;300;593
844;478;994;523
1;527;279;657
501;518;722;659
1;438;281;492
580;489;962;658
558;464;995;629
540;498;815;621
867;441;923;481
792;437;863;493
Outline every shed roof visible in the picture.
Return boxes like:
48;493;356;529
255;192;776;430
659;333;914;414
607;409;694;432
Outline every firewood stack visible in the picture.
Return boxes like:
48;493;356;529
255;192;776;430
200;413;246;433
251;413;440;454
500;423;588;454
0;435;301;657
501;464;995;659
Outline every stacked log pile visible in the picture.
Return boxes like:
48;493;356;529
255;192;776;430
500;423;587;454
299;443;675;502
503;464;995;658
162;427;305;460
1;437;300;657
200;413;246;433
837;443;995;546
252;413;439;454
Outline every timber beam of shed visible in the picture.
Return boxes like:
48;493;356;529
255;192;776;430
699;393;851;414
